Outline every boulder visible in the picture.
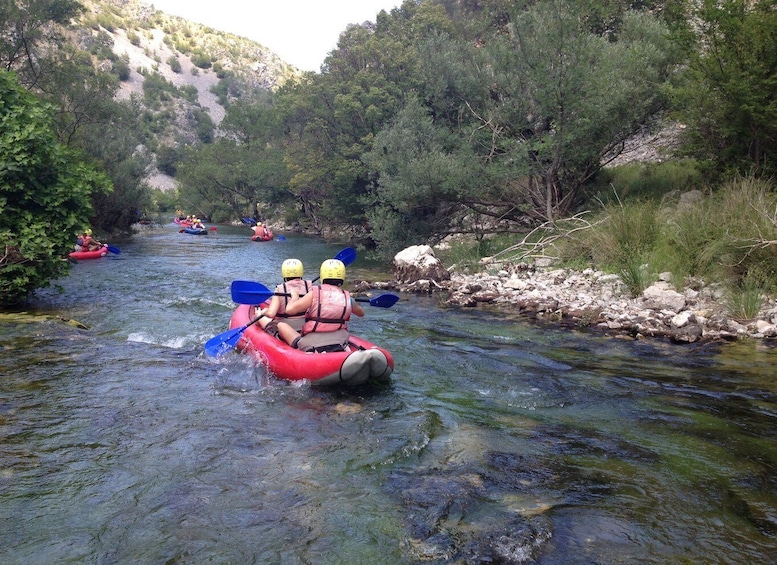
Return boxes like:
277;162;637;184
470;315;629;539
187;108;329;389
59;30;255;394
642;282;686;312
394;245;451;284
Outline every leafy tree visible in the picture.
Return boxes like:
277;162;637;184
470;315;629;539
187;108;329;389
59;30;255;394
0;70;109;305
2;0;150;234
419;0;676;222
671;0;777;177
364;95;482;256
278;0;444;229
40;46;121;145
36;45;150;233
0;0;84;88
157;145;186;176
79;101;152;231
177;97;288;220
193;109;214;143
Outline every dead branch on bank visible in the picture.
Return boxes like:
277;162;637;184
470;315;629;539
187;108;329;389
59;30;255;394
485;212;603;265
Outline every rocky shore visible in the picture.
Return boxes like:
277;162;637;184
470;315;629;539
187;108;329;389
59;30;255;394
360;245;777;345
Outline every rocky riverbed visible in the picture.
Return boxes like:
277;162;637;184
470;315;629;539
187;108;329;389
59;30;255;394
357;245;777;345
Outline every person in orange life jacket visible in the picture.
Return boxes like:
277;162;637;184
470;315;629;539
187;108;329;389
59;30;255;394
256;259;313;334
75;228;102;251
274;259;364;352
251;222;270;239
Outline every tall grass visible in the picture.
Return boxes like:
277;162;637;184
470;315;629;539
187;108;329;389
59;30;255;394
557;199;661;295
561;177;777;308
590;159;703;203
708;178;777;319
655;189;722;281
556;175;777;305
726;269;768;321
437;171;777;317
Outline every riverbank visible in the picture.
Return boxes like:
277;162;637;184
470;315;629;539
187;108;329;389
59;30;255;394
250;219;777;344
362;248;777;345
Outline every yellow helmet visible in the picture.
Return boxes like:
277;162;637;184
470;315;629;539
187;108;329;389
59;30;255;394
281;258;304;279
85;229;92;235
320;259;345;282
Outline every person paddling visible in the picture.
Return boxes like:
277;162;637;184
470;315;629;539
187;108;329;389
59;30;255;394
274;259;364;353
256;259;314;335
251;222;271;239
75;229;103;252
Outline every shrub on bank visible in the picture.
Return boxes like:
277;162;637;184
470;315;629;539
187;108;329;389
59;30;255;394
440;174;777;321
566;175;777;317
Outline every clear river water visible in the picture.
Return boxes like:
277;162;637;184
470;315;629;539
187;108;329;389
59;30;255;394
1;222;776;564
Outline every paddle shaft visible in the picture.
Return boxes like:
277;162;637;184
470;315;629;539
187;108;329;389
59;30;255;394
241;313;265;332
272;291;398;307
275;292;371;304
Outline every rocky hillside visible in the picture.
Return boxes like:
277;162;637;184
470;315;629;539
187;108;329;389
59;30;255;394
71;0;299;189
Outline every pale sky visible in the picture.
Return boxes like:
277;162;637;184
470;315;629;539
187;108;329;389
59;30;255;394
146;1;402;72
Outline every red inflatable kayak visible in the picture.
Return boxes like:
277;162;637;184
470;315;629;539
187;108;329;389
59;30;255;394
228;303;394;386
69;245;109;260
250;231;274;242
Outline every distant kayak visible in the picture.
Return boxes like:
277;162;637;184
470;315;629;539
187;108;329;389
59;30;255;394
69;245;109;260
182;227;208;235
250;231;274;242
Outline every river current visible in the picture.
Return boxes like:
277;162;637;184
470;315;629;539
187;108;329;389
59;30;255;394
1;223;776;564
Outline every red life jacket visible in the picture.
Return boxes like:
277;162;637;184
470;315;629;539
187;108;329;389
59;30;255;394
275;279;311;319
301;284;352;335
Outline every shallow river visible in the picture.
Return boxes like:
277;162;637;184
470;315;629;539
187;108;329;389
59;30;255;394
1;223;776;564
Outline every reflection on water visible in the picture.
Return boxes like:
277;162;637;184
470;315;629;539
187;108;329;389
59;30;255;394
1;223;776;563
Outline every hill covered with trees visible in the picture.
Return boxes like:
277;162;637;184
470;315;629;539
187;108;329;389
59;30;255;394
1;0;295;303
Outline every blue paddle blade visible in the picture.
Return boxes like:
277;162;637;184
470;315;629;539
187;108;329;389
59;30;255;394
204;326;245;357
231;280;274;304
276;235;287;241
335;247;357;266
107;245;120;254
370;293;399;308
356;293;400;308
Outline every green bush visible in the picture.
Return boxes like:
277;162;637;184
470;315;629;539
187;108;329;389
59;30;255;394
0;71;109;305
168;55;182;73
558;175;777;298
113;57;131;81
191;52;212;69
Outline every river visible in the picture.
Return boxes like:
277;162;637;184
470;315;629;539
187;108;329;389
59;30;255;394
1;222;776;564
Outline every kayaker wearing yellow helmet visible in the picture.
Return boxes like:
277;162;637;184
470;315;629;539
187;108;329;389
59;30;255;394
75;228;103;252
250;221;271;239
257;258;314;335
274;259;364;353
